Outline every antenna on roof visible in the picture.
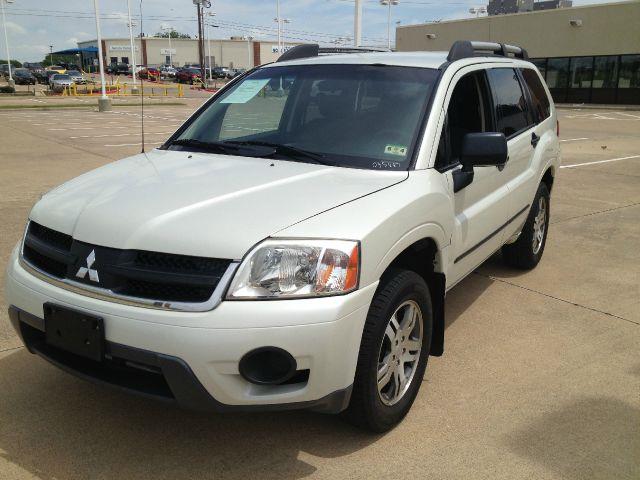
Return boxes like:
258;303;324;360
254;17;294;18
139;0;145;153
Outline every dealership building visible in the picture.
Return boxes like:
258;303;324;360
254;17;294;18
76;37;302;71
396;1;640;104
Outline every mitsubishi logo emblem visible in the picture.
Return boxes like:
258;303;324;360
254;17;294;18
76;249;100;283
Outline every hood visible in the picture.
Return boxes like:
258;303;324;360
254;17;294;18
30;149;406;259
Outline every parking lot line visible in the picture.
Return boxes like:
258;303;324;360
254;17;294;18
560;154;640;169
560;137;589;142
70;132;173;139
104;142;164;147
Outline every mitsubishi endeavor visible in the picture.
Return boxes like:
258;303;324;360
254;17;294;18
5;41;559;432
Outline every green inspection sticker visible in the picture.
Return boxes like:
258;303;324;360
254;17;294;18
384;144;408;156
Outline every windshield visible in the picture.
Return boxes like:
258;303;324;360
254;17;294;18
67;71;80;75
169;64;439;170
54;75;70;80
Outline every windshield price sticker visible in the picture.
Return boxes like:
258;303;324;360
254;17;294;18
220;79;270;104
384;145;408;156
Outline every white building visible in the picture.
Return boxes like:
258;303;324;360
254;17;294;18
77;37;303;70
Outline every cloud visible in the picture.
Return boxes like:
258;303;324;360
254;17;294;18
5;21;26;35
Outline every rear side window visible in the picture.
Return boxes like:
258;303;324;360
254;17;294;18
520;68;551;123
486;68;530;138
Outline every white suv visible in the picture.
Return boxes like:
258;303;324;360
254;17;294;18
5;41;559;432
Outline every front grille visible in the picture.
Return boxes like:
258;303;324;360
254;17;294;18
22;221;233;306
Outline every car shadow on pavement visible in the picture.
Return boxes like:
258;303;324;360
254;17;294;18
0;349;380;480
504;396;640;480
0;265;498;480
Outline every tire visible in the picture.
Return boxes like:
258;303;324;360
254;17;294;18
502;182;550;270
345;269;432;432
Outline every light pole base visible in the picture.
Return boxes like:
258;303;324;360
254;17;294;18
98;97;112;112
7;79;15;89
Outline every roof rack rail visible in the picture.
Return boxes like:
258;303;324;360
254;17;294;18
447;40;529;62
276;44;389;63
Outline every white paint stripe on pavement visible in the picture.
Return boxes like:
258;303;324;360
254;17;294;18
560;155;640;169
560;137;589;142
71;132;172;139
104;142;163;147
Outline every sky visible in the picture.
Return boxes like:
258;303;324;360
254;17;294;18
0;0;625;62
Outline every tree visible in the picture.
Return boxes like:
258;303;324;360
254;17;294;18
0;59;22;68
154;30;191;39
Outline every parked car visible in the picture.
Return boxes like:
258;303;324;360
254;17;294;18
231;68;247;78
176;67;202;84
138;67;160;81
210;67;227;79
50;74;74;92
5;40;559;432
160;65;177;78
47;65;66;74
12;68;36;85
107;63;129;75
66;70;86;84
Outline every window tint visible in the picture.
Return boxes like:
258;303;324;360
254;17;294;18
436;71;492;170
592;56;618;88
531;58;547;81
569;57;594;89
546;58;569;89
520;68;550;123
618;55;640;89
487;68;530;138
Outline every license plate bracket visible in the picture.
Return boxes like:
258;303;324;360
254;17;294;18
44;303;104;361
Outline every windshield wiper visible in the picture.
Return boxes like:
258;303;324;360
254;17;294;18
226;140;332;165
168;138;276;157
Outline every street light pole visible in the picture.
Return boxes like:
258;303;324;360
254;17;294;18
162;25;173;66
0;0;14;84
276;0;281;54
205;12;216;81
281;18;291;52
126;0;137;88
93;0;111;111
380;0;398;50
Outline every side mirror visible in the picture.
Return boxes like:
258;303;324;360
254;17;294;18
460;132;508;170
453;132;508;193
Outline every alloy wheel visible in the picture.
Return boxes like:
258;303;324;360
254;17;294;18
377;300;423;406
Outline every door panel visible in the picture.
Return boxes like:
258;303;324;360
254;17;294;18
435;68;511;288
447;166;510;287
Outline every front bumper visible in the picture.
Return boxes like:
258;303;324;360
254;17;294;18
5;245;377;412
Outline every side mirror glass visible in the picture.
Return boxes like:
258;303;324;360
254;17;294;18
460;132;508;170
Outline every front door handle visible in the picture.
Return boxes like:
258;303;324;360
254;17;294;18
531;132;540;148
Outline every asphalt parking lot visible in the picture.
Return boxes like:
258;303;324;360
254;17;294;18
0;100;638;479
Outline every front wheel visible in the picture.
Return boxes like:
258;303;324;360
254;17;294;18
345;269;432;432
502;182;550;269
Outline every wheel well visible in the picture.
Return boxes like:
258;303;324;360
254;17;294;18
542;167;555;193
385;238;446;356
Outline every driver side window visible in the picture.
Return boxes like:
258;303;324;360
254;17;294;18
435;71;493;171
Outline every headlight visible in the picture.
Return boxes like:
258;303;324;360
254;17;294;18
227;239;359;299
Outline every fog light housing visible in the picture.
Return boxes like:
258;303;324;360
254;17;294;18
239;347;297;385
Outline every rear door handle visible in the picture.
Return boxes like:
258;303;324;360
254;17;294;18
531;132;540;148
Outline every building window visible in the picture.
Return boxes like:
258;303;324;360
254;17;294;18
545;57;569;89
592;56;619;88
569;57;593;89
618;55;640;88
122;56;129;65
531;58;547;80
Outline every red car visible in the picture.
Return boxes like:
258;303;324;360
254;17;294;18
138;67;160;81
176;68;202;85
